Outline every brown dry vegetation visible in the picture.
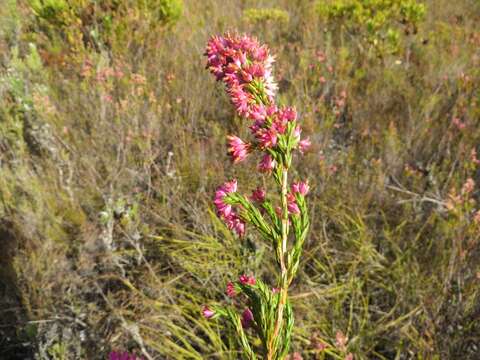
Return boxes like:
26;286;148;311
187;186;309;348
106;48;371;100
0;0;479;359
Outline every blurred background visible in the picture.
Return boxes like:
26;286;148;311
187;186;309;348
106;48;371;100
0;0;479;358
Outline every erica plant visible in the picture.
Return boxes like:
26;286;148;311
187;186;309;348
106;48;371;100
203;33;311;360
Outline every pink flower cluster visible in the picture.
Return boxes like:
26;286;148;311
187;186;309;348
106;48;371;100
225;104;311;164
227;136;251;163
225;274;256;299
213;180;245;236
226;274;257;298
292;181;310;196
258;154;276;172
225;277;256;329
298;138;311;154
287;181;310;215
287;193;300;215
226;281;236;297
251;187;266;203
239;274;256;285
207;34;312;236
205;33;277;117
206;33;311;166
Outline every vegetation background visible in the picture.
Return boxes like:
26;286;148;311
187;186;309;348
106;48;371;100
0;0;479;359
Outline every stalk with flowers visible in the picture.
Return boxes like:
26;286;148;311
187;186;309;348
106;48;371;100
203;33;311;360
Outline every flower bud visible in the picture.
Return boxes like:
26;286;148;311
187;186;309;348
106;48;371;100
202;305;215;319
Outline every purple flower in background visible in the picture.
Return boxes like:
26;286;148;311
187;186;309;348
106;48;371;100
241;308;254;329
109;351;143;360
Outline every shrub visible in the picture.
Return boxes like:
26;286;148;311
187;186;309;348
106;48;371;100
317;0;426;54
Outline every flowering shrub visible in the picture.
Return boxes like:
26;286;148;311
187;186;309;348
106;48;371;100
203;33;311;359
26;0;183;61
317;0;426;54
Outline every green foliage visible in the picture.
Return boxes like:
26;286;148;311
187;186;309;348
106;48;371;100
317;0;426;54
214;279;294;359
24;0;183;61
158;0;184;24
28;0;69;24
243;7;290;25
48;342;68;360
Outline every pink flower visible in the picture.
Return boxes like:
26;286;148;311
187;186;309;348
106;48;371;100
275;206;283;217
452;117;466;130
226;282;236;297
471;148;480;165
462;178;475;195
249;118;265;134
335;330;348;351
298;138;311;154
227;135;251;163
251;44;268;61
278;106;297;122
317;50;326;62
241;308;254;328
258;154;276;172
229;84;251;116
243;63;265;79
293;125;302;141
270;106;297;134
205;33;277;118
287;193;300;215
266;104;278;117
291;181;310;196
287;202;300;215
251;187;266;203
272;117;287;134
235;221;246;237
214;180;246;236
214;180;237;218
239;274;256;285
213;200;232;218
248;104;267;121
255;128;277;149
224;214;246;237
221;179;238;193
202;305;215;319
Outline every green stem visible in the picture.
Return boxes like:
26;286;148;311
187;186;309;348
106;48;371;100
267;167;289;360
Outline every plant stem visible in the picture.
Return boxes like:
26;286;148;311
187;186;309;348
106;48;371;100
267;167;289;360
